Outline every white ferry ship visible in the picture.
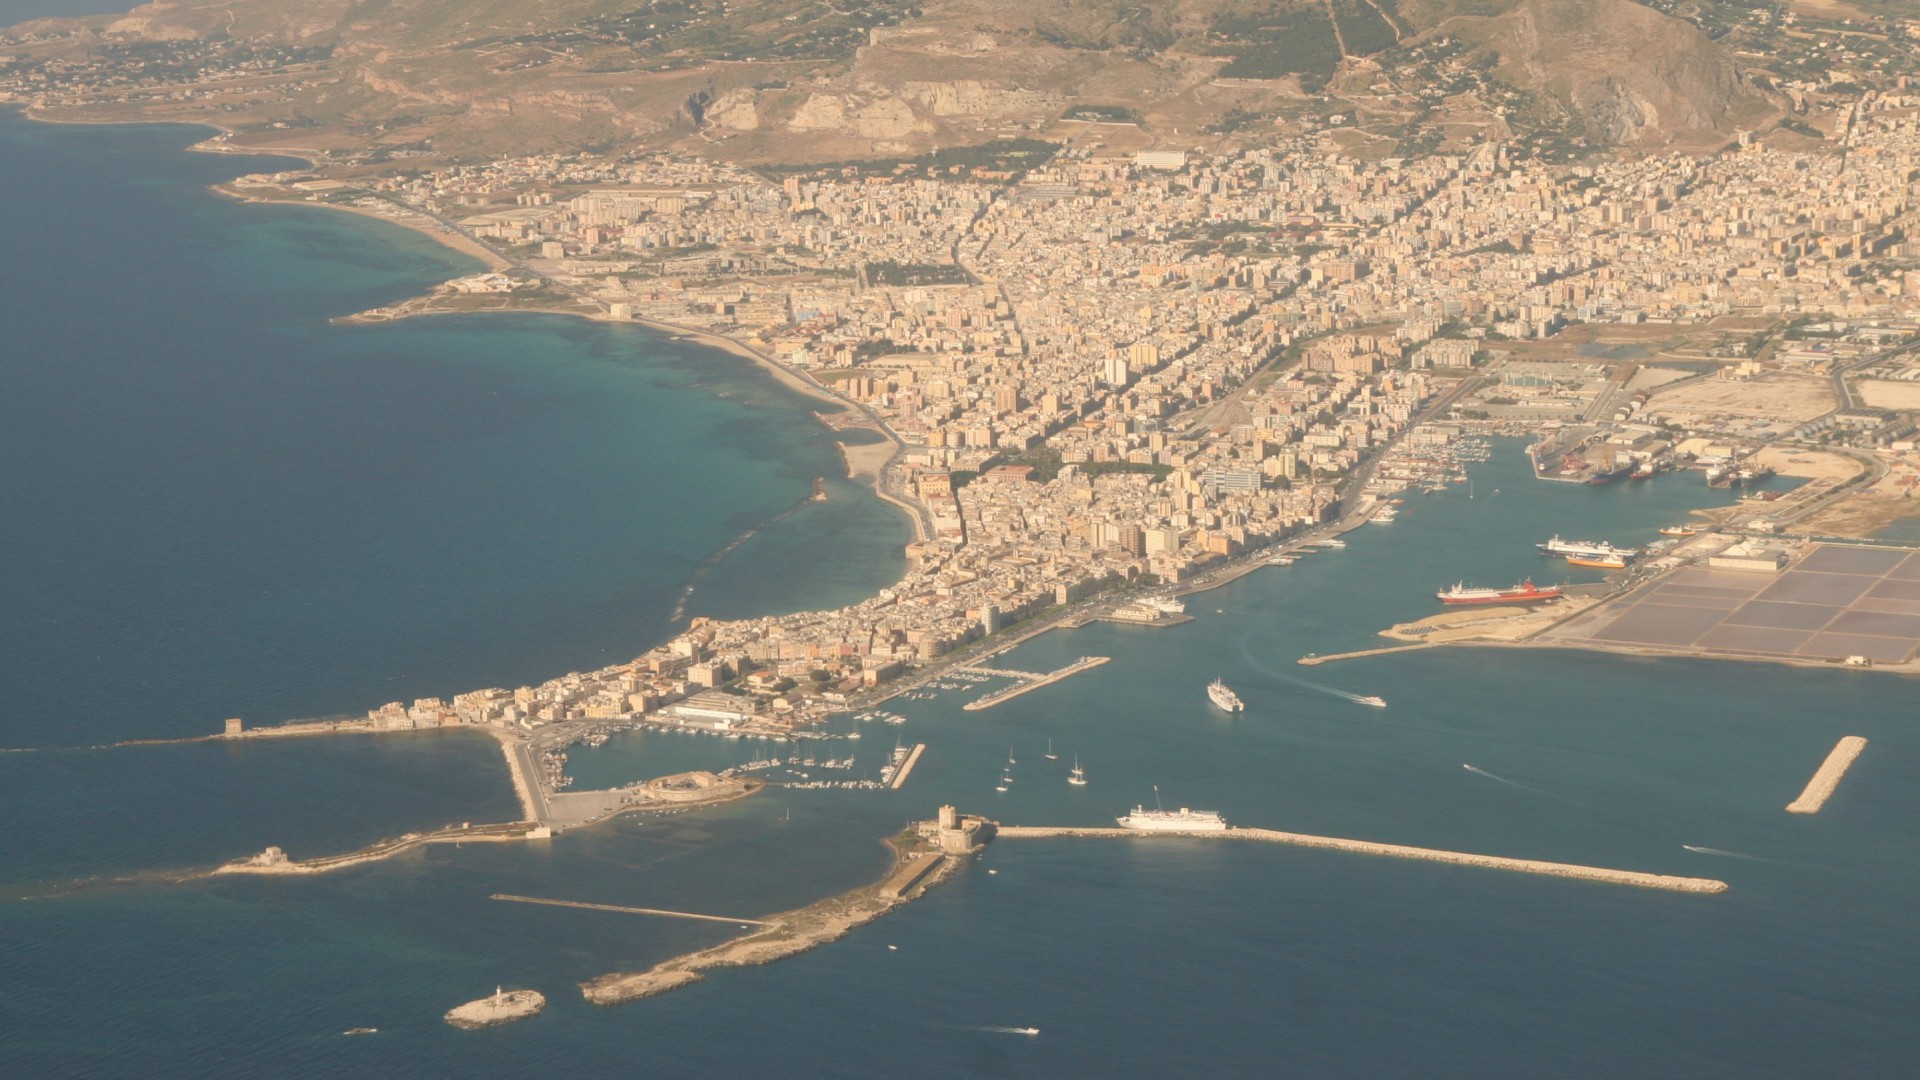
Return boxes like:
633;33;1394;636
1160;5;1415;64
1117;805;1230;831
1537;535;1639;561
1207;678;1244;712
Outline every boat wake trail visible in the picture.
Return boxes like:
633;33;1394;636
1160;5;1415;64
1682;845;1771;862
1462;763;1550;795
1257;668;1385;708
669;492;815;622
977;1026;1041;1037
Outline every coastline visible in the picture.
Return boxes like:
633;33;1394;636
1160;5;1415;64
581;826;957;1005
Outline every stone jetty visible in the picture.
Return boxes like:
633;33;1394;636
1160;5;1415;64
994;826;1728;894
1786;736;1868;814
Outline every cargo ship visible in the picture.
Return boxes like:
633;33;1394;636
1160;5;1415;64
1537;535;1640;561
1585;460;1637;486
1207;678;1244;712
1436;580;1563;605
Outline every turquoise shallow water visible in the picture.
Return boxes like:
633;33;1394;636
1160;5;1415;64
2;113;1917;1077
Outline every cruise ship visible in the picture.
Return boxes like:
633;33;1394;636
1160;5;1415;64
1118;805;1230;831
1436;580;1564;605
1207;678;1244;712
1536;535;1639;561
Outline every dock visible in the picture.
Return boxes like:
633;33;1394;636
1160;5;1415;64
889;742;927;790
993;826;1727;894
491;894;772;926
961;656;1111;711
1786;736;1868;814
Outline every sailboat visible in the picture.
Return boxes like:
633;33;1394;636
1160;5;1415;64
1044;739;1058;762
1007;747;1017;766
1067;756;1088;786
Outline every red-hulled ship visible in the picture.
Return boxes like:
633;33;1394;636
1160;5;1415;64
1436;580;1563;605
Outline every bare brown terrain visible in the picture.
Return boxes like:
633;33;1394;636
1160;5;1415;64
0;0;1779;168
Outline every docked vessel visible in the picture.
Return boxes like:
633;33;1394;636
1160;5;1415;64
1659;524;1701;537
1436;580;1563;605
1117;805;1230;831
1565;553;1628;569
1585;460;1636;486
1207;678;1244;712
1537;535;1639;561
1370;505;1398;524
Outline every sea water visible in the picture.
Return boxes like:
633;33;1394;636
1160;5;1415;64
2;114;1916;1078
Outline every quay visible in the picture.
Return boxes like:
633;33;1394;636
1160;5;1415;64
888;742;927;790
1786;736;1868;814
490;894;771;926
961;656;1111;711
992;826;1728;894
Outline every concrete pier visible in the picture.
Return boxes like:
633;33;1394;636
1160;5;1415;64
491;894;771;926
889;742;927;790
1299;643;1434;666
962;656;1111;711
993;826;1727;894
1786;736;1868;814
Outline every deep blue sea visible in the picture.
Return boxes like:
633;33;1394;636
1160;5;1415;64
2;112;1917;1078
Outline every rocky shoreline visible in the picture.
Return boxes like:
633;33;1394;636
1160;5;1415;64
581;828;957;1005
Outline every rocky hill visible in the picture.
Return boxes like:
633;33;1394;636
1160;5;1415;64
0;0;1779;164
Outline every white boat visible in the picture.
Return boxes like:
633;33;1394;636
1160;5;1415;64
1044;739;1058;761
1117;804;1229;831
1067;756;1088;786
1354;695;1386;708
1207;678;1244;713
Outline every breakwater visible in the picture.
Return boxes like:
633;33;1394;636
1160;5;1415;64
961;656;1111;711
1299;643;1435;666
581;827;958;1006
993;826;1727;894
491;894;771;926
1786;736;1868;814
889;742;926;790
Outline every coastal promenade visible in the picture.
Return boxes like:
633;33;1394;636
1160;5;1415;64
993;826;1728;894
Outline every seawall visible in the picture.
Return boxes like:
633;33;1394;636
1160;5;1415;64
1786;736;1868;814
993;826;1727;894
